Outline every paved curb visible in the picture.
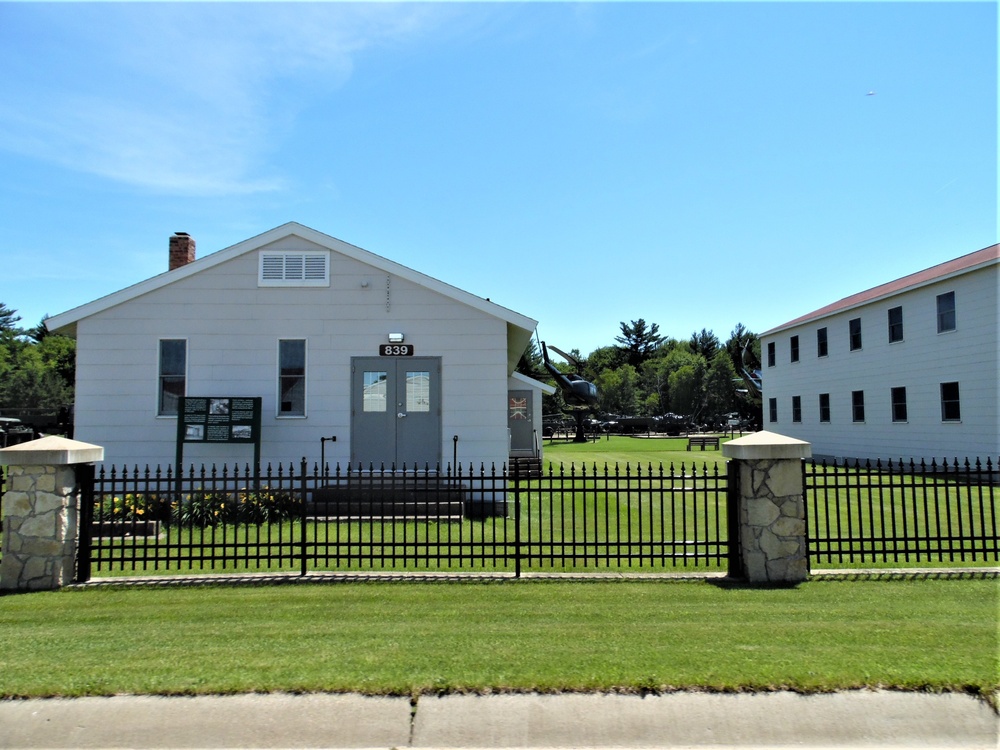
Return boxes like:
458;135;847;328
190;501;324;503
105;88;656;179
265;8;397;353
410;692;999;748
69;567;999;588
0;691;996;749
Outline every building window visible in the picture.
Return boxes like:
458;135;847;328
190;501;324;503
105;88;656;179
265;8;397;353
888;306;904;343
278;339;306;416
817;327;828;358
767;342;776;367
937;291;956;333
891;387;908;423
768;398;777;423
852;390;865;422
259;251;330;287
818;393;830;423
363;371;388;412
791;396;801;423
158;339;186;416
406;371;431;412
790;335;799;363
940;382;961;421
849;318;862;351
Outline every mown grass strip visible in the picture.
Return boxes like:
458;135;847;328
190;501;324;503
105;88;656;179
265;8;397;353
1;578;995;701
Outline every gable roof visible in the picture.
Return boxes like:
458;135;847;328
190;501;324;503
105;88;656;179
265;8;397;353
510;370;557;396
762;243;999;336
45;222;538;372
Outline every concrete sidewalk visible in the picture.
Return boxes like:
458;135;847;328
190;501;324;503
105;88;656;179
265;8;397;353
0;691;996;749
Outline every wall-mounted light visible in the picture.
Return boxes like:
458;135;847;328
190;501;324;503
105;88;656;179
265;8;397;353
388;333;405;344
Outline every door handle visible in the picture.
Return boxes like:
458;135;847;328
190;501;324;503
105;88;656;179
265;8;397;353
397;412;407;418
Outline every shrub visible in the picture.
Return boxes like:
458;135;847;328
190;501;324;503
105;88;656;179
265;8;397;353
177;492;236;528
97;493;171;523
235;487;300;525
97;487;301;529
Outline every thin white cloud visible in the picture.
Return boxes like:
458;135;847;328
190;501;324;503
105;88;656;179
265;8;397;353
0;3;450;196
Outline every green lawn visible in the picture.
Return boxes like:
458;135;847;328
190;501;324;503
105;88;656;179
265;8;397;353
543;434;730;471
0;578;996;702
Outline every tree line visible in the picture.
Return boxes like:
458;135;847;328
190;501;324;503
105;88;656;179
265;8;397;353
0;303;75;422
519;318;762;431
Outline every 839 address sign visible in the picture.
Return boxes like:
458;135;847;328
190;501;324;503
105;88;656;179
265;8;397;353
379;344;414;356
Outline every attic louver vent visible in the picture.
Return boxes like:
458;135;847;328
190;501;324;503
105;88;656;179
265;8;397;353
259;251;330;287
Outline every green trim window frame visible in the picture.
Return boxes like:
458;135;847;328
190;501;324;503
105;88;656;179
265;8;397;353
791;395;801;423
940;381;961;422
936;291;956;333
818;393;831;423
768;397;778;423
790;335;800;363
852;390;865;423
816;327;828;358
767;341;776;367
891;387;908;423
158;339;187;416
849;318;862;351
888;306;904;343
278;339;307;417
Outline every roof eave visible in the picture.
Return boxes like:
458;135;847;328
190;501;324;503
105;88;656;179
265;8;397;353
44;222;539;338
511;370;558;395
761;244;999;337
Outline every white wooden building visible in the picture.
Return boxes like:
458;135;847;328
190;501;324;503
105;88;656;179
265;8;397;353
759;244;998;463
47;223;553;471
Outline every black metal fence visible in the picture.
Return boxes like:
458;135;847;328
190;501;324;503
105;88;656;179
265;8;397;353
4;456;996;582
75;460;733;580
804;457;998;567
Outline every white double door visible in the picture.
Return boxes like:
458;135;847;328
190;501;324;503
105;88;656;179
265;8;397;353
350;357;441;469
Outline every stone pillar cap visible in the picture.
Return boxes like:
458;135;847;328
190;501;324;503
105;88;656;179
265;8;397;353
722;430;812;460
0;435;104;466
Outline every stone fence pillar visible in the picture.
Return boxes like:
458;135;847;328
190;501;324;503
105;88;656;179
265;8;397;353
0;436;104;592
722;431;812;585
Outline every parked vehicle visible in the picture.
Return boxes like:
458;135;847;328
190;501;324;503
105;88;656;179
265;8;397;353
0;417;33;448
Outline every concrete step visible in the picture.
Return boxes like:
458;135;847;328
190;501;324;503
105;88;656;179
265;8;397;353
309;480;468;520
509;456;543;477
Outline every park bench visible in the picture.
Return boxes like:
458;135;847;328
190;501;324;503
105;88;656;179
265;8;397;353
686;435;720;451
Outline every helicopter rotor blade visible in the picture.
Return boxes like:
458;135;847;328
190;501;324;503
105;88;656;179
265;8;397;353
547;344;581;369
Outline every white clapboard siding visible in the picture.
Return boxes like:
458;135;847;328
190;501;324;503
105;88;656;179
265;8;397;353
760;245;998;463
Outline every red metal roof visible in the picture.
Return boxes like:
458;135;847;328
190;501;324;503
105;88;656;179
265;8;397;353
764;244;999;334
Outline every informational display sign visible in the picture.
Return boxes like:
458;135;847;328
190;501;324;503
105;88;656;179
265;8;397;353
179;397;261;443
175;396;262;473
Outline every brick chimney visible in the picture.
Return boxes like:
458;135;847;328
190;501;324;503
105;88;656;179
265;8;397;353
169;232;196;270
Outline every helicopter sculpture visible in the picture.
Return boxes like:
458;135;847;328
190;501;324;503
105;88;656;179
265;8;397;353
541;341;599;443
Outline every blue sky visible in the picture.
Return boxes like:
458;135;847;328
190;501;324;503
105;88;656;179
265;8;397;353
1;1;996;357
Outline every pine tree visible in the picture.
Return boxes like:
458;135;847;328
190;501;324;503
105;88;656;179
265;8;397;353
614;319;664;367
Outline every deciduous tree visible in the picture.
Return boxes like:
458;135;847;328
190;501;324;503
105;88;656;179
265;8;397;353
703;351;739;426
595;365;641;416
0;305;75;415
668;360;705;421
583;345;627;381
